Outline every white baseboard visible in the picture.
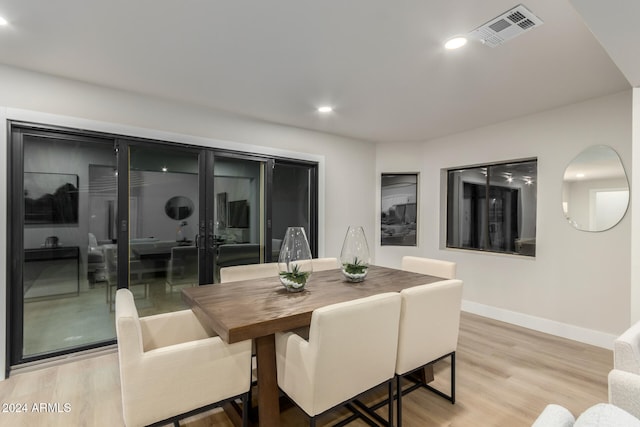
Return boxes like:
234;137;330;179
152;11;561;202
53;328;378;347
462;300;617;350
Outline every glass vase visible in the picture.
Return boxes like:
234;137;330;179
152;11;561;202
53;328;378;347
278;227;313;292
340;226;370;282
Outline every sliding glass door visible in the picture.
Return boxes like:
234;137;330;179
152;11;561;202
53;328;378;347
212;154;267;281
8;122;318;368
126;144;201;316
271;160;318;257
10;125;118;364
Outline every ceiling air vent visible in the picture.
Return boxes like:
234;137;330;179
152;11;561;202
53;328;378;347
469;4;543;48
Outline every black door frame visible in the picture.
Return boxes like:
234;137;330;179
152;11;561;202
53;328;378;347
7;122;119;370
270;158;319;258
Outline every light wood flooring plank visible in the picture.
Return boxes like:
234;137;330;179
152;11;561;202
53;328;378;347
0;312;612;426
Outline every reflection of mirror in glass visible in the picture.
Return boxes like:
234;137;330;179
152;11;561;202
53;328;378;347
165;196;194;220
562;145;628;232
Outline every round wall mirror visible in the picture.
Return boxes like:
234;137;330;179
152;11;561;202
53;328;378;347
164;196;194;220
562;145;629;232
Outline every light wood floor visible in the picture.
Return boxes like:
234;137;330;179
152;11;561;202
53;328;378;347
0;312;612;427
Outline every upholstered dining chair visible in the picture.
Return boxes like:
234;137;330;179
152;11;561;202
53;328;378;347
219;262;280;283
395;279;463;427
115;289;252;427
311;257;339;271
401;256;456;279
275;292;402;427
219;261;280;401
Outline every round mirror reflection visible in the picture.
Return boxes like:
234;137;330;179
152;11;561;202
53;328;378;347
165;196;194;220
562;145;629;232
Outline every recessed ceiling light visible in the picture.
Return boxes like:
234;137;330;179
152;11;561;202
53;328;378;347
317;106;333;114
444;36;467;50
0;16;8;26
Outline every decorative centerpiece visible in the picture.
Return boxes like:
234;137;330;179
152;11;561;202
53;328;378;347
278;227;313;292
279;264;310;292
340;226;370;282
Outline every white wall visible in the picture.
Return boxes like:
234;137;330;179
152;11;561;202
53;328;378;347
376;90;632;347
632;88;640;324
0;64;377;378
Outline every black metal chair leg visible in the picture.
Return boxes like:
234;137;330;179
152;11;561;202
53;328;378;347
242;392;249;427
397;375;403;427
451;352;456;404
388;378;394;427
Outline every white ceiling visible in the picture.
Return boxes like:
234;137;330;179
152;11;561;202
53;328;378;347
0;0;631;143
570;0;640;87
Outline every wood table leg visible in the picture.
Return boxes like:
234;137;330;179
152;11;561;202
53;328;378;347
422;364;435;383
255;335;280;427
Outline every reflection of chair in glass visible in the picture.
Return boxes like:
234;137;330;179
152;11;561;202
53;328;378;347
104;246;148;310
103;245;118;305
115;288;252;427
87;233;107;285
166;246;198;293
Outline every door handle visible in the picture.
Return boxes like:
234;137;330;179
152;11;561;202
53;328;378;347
195;234;206;249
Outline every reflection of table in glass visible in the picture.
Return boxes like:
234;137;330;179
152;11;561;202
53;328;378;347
130;241;194;279
24;247;79;300
130;241;180;260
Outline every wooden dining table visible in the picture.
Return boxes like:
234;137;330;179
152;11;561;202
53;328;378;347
182;264;446;427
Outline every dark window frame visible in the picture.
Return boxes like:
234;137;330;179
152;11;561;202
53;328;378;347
446;159;537;257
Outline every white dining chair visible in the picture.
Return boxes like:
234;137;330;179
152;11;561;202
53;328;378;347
311;257;339;271
395;279;463;426
219;262;279;283
401;256;456;279
219;261;280;401
276;292;401;427
115;289;252;427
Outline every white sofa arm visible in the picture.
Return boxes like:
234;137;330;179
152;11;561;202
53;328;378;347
609;369;640;419
614;321;640;373
531;404;575;427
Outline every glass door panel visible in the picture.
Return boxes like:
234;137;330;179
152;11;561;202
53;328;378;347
18;132;117;361
213;156;265;281
272;162;317;258
128;145;200;315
